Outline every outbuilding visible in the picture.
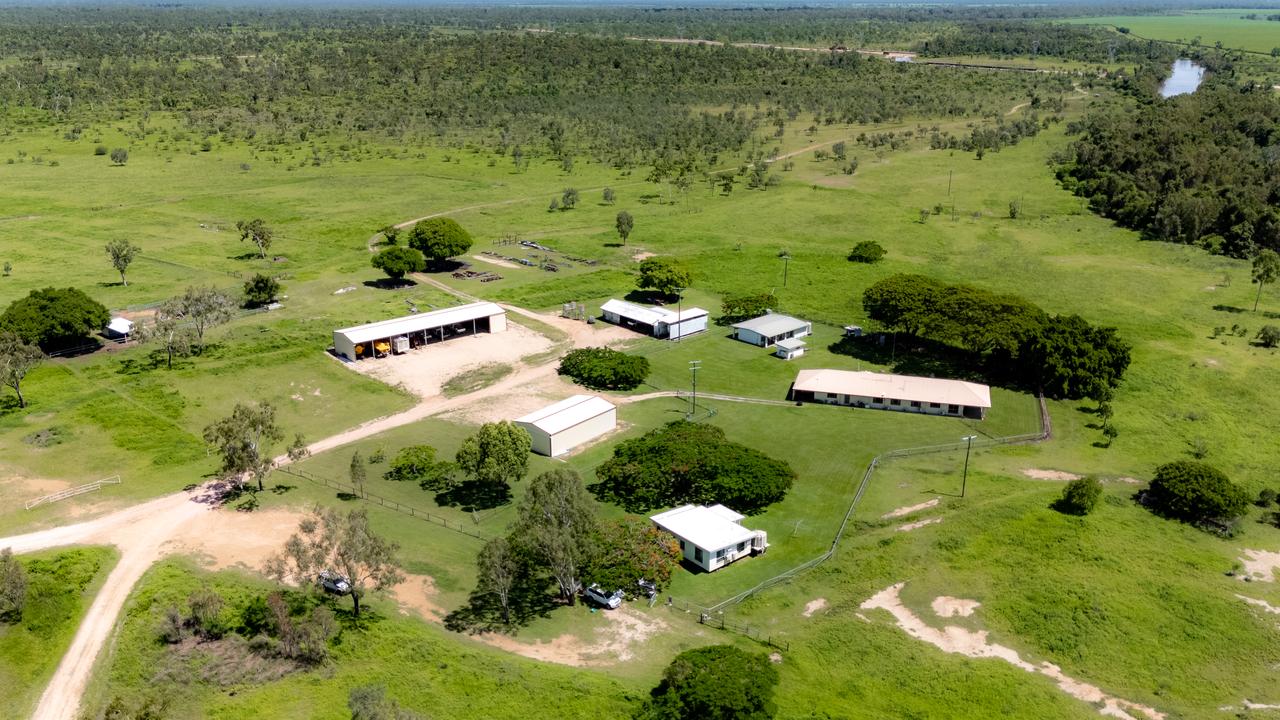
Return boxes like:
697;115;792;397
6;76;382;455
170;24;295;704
790;368;991;419
650;504;768;573
104;317;134;340
515;395;617;457
332;301;506;361
731;313;812;348
600;299;708;340
774;337;806;360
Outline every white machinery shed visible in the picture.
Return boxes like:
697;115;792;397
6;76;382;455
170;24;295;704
332;302;506;361
515;395;617;457
600;299;708;340
650;504;767;573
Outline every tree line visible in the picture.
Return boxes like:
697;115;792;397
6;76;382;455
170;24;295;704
858;273;1131;401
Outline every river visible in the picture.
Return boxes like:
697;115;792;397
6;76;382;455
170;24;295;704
1160;59;1206;98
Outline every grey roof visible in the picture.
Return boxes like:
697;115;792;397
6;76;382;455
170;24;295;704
732;313;810;337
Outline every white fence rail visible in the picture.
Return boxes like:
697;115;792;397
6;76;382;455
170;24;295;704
25;476;121;510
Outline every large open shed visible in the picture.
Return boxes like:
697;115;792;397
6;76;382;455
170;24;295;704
332;302;507;361
600;299;708;340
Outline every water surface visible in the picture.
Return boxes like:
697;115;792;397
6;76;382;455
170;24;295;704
1160;59;1205;98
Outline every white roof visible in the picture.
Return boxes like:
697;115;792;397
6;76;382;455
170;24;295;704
732;313;810;337
650;504;756;551
793;369;991;408
601;299;708;326
106;317;134;334
775;338;806;350
335;302;504;345
515;395;615;435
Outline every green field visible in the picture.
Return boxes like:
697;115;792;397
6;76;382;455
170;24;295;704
0;546;118;718
1069;10;1280;54
4;54;1280;720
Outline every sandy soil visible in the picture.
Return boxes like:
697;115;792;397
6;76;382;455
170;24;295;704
479;606;669;666
471;254;521;270
631;251;657;262
802;598;828;617
1022;469;1081;481
391;574;445;622
861;583;1165;720
167;508;305;572
897;517;943;533
882;498;939;519
932;596;981;618
1238;549;1280;582
1236;594;1280;615
346;323;554;400
1;472;72;505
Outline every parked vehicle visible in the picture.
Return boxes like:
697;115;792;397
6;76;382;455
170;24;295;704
637;579;658;599
583;583;623;609
318;570;352;595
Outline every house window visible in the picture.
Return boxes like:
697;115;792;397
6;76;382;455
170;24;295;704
737;542;747;552
910;401;921;408
679;540;686;551
716;549;726;559
874;397;885;404
948;404;960;414
694;548;704;563
890;399;901;406
930;402;941;408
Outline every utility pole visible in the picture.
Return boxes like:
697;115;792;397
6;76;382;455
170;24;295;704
675;287;685;343
947;169;953;196
780;253;791;288
688;360;701;419
961;435;977;498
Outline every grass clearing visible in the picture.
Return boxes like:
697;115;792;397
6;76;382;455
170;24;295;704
0;546;118;719
442;362;514;398
1067;10;1280;54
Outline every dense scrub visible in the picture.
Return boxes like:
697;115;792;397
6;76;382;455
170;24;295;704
1057;79;1280;257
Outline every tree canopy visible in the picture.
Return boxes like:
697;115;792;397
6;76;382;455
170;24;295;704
407;218;473;268
637;256;692;298
0;331;44;408
637;645;779;720
371;246;426;281
558;347;650;391
455;421;532;490
847;240;886;263
383;445;454;490
593;421;794;514
0;286;109;351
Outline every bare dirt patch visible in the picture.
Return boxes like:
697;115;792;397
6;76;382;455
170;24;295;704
166;507;305;572
1236;594;1280;615
1022;468;1081;481
882;498;939;519
631;251;657;262
802;598;827;617
897;517;943;533
471;254;521;270
861;583;1165;720
391;574;445;622
932;596;981;618
479;606;668;666
345;322;554;400
1238;549;1280;582
810;174;857;189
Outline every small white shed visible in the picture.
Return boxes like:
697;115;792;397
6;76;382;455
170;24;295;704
774;337;806;360
650;504;767;573
515;395;617;457
105;317;134;339
600;299;708;340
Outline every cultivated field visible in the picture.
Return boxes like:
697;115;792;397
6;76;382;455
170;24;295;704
1068;10;1280;54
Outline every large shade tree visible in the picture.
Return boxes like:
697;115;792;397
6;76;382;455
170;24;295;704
637;645;779;720
202;402;307;492
0;287;109;351
406;218;473;269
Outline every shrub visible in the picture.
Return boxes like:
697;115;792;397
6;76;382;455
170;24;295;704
243;273;281;308
1054;476;1102;516
593;421;794;514
1142;460;1250;529
637;645;779;720
1257;325;1280;348
720;293;777;323
384;445;454;490
93;145;108;156
558;347;650;391
1256;488;1277;508
847;240;886;264
109;147;128;165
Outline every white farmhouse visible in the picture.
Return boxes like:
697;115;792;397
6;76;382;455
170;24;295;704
332;301;506;361
600;299;708;340
731;313;812;348
515;395;617;457
650;504;768;573
791;368;991;419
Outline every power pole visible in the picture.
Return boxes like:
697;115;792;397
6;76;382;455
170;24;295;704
688;360;701;419
947;169;953;196
961;435;977;497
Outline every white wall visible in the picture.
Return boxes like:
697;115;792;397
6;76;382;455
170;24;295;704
333;331;357;361
668;315;708;340
810;391;966;417
489;313;507;333
547;409;616;457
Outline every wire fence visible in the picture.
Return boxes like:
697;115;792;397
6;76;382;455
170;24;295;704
277;467;487;541
703;394;1052;615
